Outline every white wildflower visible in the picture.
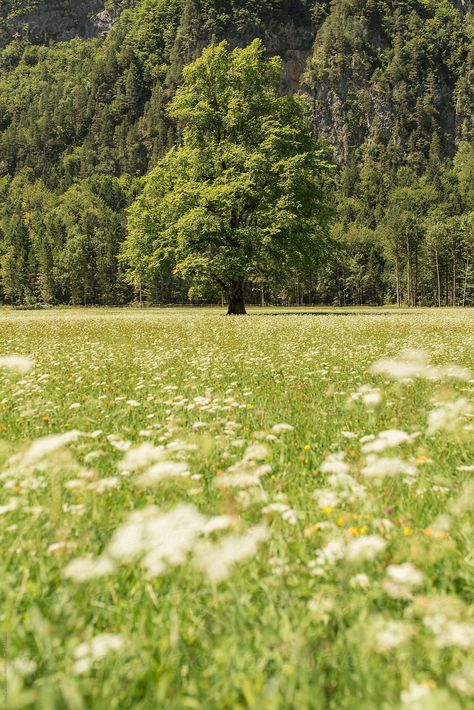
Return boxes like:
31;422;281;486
118;443;165;472
350;573;370;588
432;621;474;650
431;514;451;532
262;503;299;525
216;458;270;489
371;349;472;382
107;436;131;452
349;385;382;410
375;620;412;651
449;480;474;515
312;489;340;508
73;634;124;674
84;450;102;463
271;423;294;433
307;596;335;623
193;525;268;582
372;518;394;532
262;502;289;515
107;504;207;576
361;455;417;482
216;472;262;489
326;472;366;500
346;535;386;562
62;503;85;515
89;477;120;493
362;429;414;454
167;440;198;453
243;443;269;461
311;539;346;568
383;563;423;599
191;422;207;432
0;355;33;374
10;657;37;676
202;515;236;534
64;479;84;490
386;562;423;587
448;663;474;696
138;461;190;486
48;541;77;555
20;430;82;467
427;397;472;435
269;556;289;576
401;681;434;706
319;452;349;475
0;498;19;515
63;555;115;582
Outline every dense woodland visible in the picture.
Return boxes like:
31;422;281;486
1;0;474;307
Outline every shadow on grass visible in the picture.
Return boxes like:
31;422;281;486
248;310;415;317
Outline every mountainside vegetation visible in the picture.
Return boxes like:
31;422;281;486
0;0;473;307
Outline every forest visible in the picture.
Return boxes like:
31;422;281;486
1;0;474;307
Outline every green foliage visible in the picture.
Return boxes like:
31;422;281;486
307;0;470;168
0;0;473;306
124;40;333;311
0;172;136;304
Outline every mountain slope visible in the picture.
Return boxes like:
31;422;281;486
0;0;114;48
0;0;473;307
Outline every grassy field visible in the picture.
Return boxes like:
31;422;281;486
0;307;473;709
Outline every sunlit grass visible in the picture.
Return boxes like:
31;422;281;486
0;307;473;709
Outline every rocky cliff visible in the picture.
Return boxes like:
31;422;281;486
0;0;118;48
1;0;473;172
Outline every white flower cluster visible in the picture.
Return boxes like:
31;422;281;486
348;385;382;410
309;535;386;576
383;563;424;599
64;503;267;583
215;442;271;491
72;634;124;674
371;349;472;382
0;355;34;374
427;397;472;436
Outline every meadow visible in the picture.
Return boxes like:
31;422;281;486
0;307;473;709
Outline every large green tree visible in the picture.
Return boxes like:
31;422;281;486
123;39;333;314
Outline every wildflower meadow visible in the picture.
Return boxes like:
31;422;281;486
0;307;473;709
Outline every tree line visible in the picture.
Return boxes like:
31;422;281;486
0;0;473;308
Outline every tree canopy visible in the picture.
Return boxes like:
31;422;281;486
123;39;333;314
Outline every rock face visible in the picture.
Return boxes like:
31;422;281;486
224;18;316;94
1;0;472;167
0;0;112;48
0;1;316;91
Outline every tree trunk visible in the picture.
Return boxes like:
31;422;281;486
453;254;456;307
414;245;419;306
435;249;441;308
395;256;401;307
227;280;247;315
406;239;411;307
462;258;470;307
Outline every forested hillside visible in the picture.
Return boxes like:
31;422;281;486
1;0;473;306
